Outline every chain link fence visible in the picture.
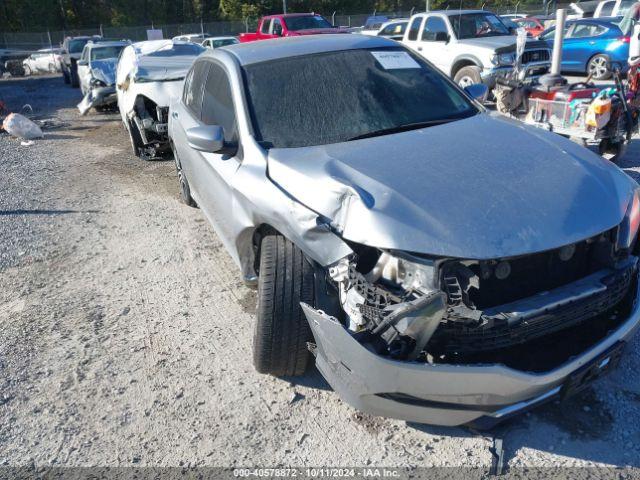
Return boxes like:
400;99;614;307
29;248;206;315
1;2;563;51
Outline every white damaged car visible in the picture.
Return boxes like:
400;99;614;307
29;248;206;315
115;40;204;159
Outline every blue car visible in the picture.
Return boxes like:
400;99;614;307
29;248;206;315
539;18;629;79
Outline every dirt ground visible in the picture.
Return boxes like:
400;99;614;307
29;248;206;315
1;75;640;475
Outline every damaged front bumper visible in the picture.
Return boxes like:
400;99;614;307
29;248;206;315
77;86;117;116
301;268;640;427
481;61;550;89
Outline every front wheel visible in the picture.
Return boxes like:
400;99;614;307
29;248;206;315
62;69;70;84
253;234;315;377
588;54;612;80
126;118;145;158
172;146;197;207
70;66;79;87
454;65;482;88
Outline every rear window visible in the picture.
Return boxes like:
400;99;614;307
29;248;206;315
213;38;238;48
69;39;89;53
91;46;125;61
283;15;332;31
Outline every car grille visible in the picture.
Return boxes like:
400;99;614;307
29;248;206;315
522;49;550;64
430;262;635;355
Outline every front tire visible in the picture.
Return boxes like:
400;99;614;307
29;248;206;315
126;118;145;158
588;54;612;80
253;234;315;377
70;65;79;87
454;65;482;88
172;146;197;207
63;69;70;84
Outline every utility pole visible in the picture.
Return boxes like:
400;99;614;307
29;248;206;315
426;0;429;12
283;0;287;14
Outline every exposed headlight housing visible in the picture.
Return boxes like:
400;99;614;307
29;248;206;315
617;189;640;251
491;52;516;66
368;251;437;295
90;78;107;87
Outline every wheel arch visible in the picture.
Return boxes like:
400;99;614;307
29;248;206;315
451;55;483;77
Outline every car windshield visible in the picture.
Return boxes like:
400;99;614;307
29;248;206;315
69;39;89;53
243;47;477;148
212;38;238;47
284;15;333;31
450;13;510;39
91;46;125;60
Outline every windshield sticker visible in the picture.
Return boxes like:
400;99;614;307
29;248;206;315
371;51;420;69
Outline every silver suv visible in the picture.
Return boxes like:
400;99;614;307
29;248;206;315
168;34;640;427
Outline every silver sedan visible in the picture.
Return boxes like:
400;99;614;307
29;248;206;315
168;34;640;427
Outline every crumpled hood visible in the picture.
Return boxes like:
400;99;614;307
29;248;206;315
134;55;198;82
90;58;117;86
460;35;517;50
267;113;634;259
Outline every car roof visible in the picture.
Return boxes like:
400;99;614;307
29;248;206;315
215;34;396;66
566;17;621;25
380;18;408;25
87;40;129;48
204;36;237;40
264;13;321;18
413;9;491;16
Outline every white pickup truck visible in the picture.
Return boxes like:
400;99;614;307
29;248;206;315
402;10;551;88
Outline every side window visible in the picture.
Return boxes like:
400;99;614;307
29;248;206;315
261;19;272;34
541;25;569;40
183;61;210;118
421;16;448;41
599;1;615;16
569;24;603;38
407;17;422;40
271;18;283;35
381;22;404;35
201;63;237;142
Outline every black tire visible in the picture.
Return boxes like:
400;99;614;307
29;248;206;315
587;54;612;80
173;147;197;207
70;65;79;88
253;234;315;377
127;118;145;158
454;65;482;88
63;69;70;84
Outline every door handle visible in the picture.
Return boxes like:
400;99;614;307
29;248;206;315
172;111;178;119
417;46;422;51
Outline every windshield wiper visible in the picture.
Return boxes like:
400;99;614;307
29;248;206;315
347;118;459;141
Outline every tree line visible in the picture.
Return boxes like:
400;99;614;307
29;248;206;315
1;0;537;32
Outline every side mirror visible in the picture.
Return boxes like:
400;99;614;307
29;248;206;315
434;31;450;42
78;60;87;66
186;125;225;153
463;83;488;102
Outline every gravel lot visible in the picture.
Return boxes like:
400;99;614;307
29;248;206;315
1;74;640;476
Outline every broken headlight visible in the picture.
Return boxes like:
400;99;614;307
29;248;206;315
365;251;438;295
90;78;107;87
617;189;640;251
491;52;515;66
329;250;446;360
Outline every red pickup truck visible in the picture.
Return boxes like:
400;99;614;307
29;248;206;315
239;13;344;42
